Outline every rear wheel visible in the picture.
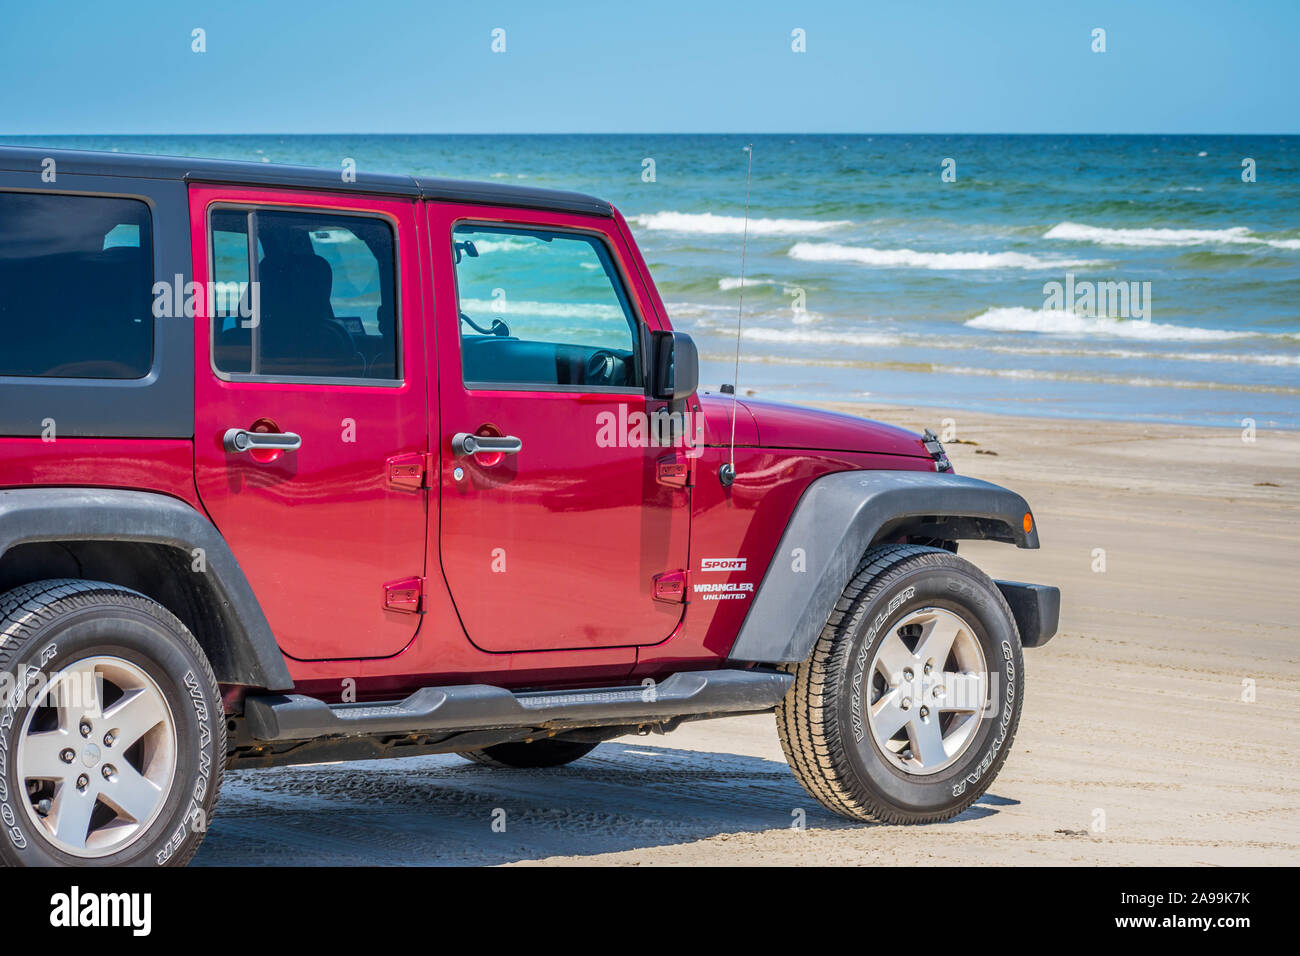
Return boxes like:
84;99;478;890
0;579;225;866
459;739;598;768
776;545;1024;824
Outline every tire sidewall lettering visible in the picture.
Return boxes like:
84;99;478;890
952;640;1016;798
0;643;52;851
156;670;212;865
850;586;915;744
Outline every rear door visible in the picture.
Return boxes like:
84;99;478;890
428;203;691;653
190;185;427;661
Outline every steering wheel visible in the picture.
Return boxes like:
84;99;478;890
584;349;618;386
460;311;510;337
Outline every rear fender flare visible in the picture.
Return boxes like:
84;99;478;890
0;487;292;690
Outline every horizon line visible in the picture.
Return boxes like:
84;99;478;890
5;131;1300;138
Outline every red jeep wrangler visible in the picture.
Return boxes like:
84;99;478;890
0;146;1058;866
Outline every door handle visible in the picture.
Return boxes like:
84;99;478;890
223;427;303;454
452;432;522;456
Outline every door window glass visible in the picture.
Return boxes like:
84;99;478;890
210;208;398;381
452;225;641;389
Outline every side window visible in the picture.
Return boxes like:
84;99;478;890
210;207;398;381
452;224;642;389
0;191;153;379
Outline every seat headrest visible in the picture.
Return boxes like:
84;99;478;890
258;254;334;314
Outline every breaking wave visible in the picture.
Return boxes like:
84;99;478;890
788;242;1101;270
635;212;849;235
965;307;1250;341
1045;221;1300;250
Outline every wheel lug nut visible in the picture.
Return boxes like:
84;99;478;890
75;774;89;792
103;731;115;747
101;764;116;781
900;697;912;710
923;663;932;675
59;748;74;764
79;721;91;738
903;668;914;681
934;686;945;698
920;705;930;718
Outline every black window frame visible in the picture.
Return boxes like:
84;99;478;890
0;189;157;381
205;202;404;388
449;220;649;395
0;171;192;440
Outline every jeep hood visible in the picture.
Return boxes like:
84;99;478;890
699;394;930;458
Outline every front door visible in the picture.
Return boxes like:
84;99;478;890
191;185;428;661
430;204;690;653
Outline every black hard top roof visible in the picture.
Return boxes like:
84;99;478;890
0;144;613;217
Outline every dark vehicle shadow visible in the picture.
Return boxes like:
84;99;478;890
194;742;1007;866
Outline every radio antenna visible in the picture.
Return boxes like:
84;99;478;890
719;143;753;488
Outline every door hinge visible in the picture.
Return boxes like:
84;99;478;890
656;454;694;489
387;451;431;491
653;569;689;604
384;576;425;614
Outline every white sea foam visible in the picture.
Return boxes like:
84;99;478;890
940;366;1297;394
635;212;849;235
741;326;901;347
664;300;743;321
718;277;782;290
459;298;622;320
788;242;1101;270
966;307;1248;341
1045;221;1300;250
466;238;533;254
983;344;1300;366
713;355;1298;396
733;323;1300;365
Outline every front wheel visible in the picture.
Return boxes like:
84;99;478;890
776;545;1024;824
0;579;225;866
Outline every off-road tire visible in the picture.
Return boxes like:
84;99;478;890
776;544;1024;824
0;579;225;866
459;739;598;768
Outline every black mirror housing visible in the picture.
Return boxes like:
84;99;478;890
650;330;699;401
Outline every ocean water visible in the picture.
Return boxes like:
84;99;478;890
13;133;1300;428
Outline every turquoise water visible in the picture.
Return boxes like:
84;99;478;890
14;134;1300;428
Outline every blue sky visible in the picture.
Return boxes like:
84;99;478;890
1;0;1295;134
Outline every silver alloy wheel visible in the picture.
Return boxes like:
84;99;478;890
16;655;177;858
865;607;989;776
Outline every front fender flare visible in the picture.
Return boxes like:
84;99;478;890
727;470;1038;664
0;487;292;690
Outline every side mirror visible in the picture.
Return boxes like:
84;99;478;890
650;330;699;401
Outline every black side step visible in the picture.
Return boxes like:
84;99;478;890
243;668;794;742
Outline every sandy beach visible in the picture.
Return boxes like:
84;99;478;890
193;404;1300;866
